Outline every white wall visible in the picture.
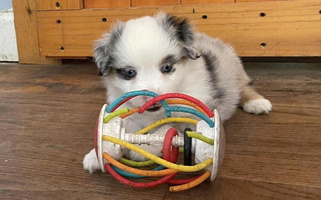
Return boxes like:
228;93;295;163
0;0;18;62
0;0;13;10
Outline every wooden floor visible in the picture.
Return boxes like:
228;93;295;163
0;61;320;200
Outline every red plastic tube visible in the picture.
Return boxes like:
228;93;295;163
167;176;200;185
103;128;179;189
163;128;201;185
162;128;179;163
105;163;177;188
105;128;200;188
138;93;214;117
94;117;99;157
110;96;135;112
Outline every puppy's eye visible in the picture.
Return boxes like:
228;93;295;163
126;69;136;78
116;68;137;80
161;64;173;74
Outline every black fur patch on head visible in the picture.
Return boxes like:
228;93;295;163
166;15;194;45
156;13;201;60
157;13;194;46
94;21;124;76
202;52;226;101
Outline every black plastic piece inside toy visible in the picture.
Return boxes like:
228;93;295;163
184;128;192;166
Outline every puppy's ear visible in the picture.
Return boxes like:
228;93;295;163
156;12;194;45
94;21;124;76
183;46;201;60
155;12;200;60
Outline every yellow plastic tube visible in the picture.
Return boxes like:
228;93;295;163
102;135;213;172
104;108;129;123
186;131;214;145
134;117;198;135
119;157;155;167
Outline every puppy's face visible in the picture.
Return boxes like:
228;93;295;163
94;13;200;109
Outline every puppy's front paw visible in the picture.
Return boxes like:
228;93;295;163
83;149;100;173
243;99;272;114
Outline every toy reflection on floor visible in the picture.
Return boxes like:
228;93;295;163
94;90;225;192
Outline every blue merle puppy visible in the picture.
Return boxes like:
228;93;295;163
83;12;272;173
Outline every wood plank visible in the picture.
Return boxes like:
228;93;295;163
131;0;180;7
12;0;61;64
36;0;321;57
182;0;234;4
164;177;321;200
0;62;320;199
84;0;131;8
36;0;83;10
0;63;168;200
220;62;321;188
237;0;288;2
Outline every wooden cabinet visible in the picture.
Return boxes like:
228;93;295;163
13;0;321;64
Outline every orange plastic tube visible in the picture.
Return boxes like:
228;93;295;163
169;171;211;192
103;152;178;177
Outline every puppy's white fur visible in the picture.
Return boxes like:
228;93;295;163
243;99;272;114
83;13;272;173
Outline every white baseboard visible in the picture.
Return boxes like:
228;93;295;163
0;9;18;62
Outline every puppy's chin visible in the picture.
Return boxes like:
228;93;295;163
146;106;161;112
145;101;162;112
